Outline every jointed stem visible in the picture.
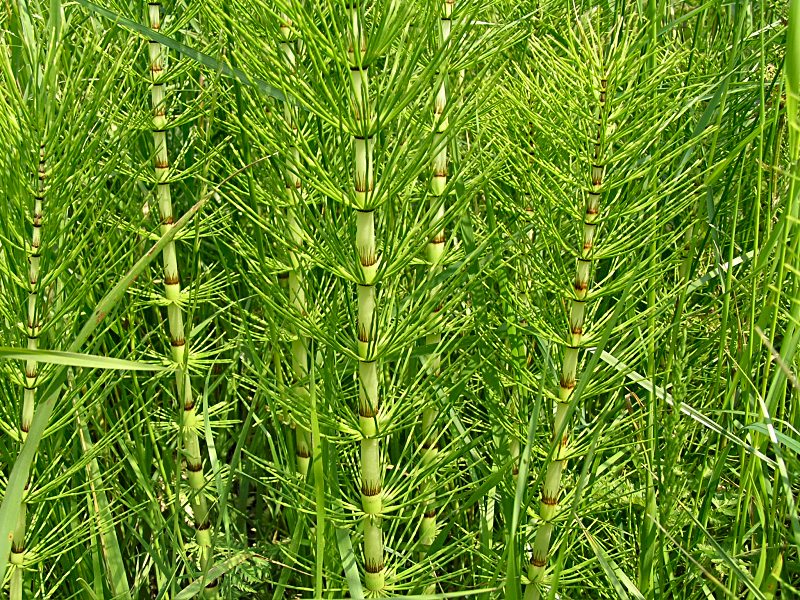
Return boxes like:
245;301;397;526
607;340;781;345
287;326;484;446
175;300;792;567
347;2;384;591
419;0;453;554
279;4;311;478
525;75;607;600
146;3;216;592
10;143;46;600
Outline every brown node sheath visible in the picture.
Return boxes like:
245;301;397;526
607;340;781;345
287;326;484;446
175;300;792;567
559;376;576;390
541;491;559;507
359;401;379;419
530;554;547;568
357;328;370;343
365;559;384;574
359;252;377;268
361;482;382;497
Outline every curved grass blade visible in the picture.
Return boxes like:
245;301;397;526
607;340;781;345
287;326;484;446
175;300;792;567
0;348;165;371
173;552;254;600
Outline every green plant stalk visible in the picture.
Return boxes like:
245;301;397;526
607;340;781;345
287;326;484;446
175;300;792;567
0;151;238;584
419;0;452;552
279;5;311;478
10;143;46;600
146;2;215;591
641;5;658;594
348;2;384;591
525;76;607;600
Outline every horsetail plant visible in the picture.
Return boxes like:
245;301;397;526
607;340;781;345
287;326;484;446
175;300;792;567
0;0;791;597
146;2;216;591
509;12;713;597
10;3;62;589
525;64;608;600
418;0;453;554
347;2;385;591
9;143;46;600
278;4;311;478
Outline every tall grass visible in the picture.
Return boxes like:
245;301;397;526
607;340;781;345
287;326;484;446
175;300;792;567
0;0;797;598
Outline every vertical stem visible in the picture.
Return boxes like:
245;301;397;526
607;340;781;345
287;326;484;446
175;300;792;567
419;0;452;553
641;4;659;594
525;74;607;600
10;143;46;600
279;3;311;478
146;3;216;592
347;1;384;591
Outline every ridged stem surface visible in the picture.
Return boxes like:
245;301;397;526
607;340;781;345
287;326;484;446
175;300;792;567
525;76;607;600
419;0;452;552
147;3;215;592
279;5;311;478
347;2;384;591
10;143;46;600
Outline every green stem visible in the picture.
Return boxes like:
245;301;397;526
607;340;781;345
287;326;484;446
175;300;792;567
419;0;452;553
348;2;384;591
10;143;46;600
146;2;215;592
280;4;311;478
525;75;607;600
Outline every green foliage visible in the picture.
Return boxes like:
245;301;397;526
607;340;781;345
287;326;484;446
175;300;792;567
0;0;797;598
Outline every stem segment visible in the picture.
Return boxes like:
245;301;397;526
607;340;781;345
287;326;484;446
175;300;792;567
280;4;311;478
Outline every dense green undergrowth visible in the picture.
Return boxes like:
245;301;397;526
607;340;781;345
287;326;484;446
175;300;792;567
0;0;798;598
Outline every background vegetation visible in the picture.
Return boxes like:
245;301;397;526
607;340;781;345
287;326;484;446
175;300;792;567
0;0;797;597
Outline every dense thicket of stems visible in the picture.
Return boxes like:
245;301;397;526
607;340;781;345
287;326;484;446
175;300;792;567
0;1;796;598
